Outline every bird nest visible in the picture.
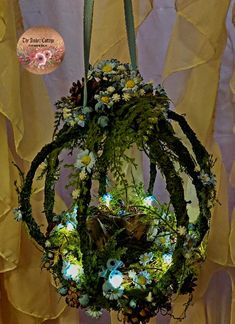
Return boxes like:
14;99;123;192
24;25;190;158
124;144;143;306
15;60;216;324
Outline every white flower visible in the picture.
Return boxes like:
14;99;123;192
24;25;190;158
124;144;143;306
112;93;121;102
177;226;187;236
13;208;22;221
122;93;131;101
79;170;87;180
128;270;136;279
86;308;103;319
117;64;126;71
139;88;146;96
139;252;154;266
72;189;80;199
63;107;72;119
75;149;96;173
75;114;85;127
107;86;115;93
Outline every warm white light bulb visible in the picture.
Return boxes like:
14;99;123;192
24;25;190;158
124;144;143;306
109;270;123;289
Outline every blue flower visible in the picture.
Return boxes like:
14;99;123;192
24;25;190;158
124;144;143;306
102;281;124;300
162;253;173;265
79;294;89;306
58;286;68;296
98;116;109;128
133;271;152;289
129;299;137;308
139;252;154;266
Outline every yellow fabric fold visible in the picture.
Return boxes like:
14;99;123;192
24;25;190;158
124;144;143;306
0;0;71;322
91;0;153;64
163;0;230;267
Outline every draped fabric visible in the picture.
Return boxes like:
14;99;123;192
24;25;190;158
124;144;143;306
1;0;235;323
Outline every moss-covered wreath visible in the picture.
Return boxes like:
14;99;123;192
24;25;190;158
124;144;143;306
15;59;216;324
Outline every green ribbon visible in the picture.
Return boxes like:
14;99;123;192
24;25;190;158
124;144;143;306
83;0;94;107
123;0;137;71
82;0;137;106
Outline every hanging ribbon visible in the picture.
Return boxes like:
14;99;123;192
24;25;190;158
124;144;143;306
82;0;137;106
123;0;137;71
83;0;94;107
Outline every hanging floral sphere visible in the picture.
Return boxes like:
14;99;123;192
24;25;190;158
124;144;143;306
15;59;216;324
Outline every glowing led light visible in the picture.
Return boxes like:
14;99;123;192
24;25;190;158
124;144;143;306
102;193;113;207
163;253;172;265
63;262;82;281
143;196;157;207
109;270;123;289
66;222;75;231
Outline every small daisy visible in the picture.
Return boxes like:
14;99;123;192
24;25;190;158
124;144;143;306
72;188;80;199
162;253;173;265
134;271;152;289
63;107;72;119
76;114;86;127
13;208;22;221
139;252;154;266
128;270;136;279
103;282;124;300
139;88;146;96
117;64;126;71
107;86;115;93
177;226;187;236
86;308;103;319
100;96;110;105
112;93;121;102
75;149;96;173
79;170;87;180
125;79;136;89
122;93;131;101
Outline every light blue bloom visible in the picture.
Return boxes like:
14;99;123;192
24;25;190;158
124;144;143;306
79;294;89;306
98;115;109;128
139;252;154;266
103;281;124;300
133;271;152;289
162;253;173;265
58;286;68;296
129;299;137;308
82;106;92;114
86;308;103;319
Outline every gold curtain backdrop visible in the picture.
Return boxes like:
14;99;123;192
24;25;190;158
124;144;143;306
1;0;235;323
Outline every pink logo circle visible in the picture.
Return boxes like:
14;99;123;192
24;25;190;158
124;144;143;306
17;26;65;74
